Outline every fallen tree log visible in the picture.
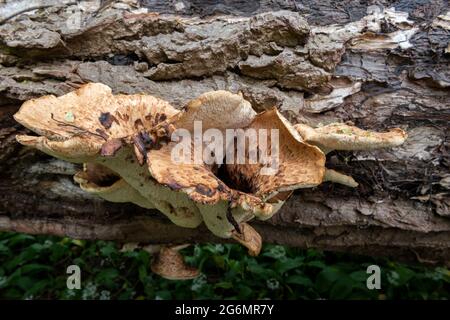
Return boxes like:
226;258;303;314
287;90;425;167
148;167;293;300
0;0;449;265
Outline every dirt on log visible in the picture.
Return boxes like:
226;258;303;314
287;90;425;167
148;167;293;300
0;0;449;265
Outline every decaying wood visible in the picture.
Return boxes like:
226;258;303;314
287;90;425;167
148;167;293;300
0;1;449;265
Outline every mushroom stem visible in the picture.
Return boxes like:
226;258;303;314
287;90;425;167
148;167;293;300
324;169;359;188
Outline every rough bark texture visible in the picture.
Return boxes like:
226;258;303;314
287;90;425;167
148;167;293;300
0;1;449;265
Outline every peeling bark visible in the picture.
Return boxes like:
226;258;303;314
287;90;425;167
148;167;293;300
0;1;449;265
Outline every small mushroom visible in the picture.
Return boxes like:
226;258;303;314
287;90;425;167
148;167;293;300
295;123;407;153
150;246;199;280
294;123;407;187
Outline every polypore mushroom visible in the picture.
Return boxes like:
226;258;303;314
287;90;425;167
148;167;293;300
14;83;408;278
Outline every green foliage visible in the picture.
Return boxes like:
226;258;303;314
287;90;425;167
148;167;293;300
0;232;448;300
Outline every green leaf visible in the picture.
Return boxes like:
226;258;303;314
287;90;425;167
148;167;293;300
215;281;233;289
316;267;342;293
95;268;119;287
29;243;46;252
100;243;117;257
306;260;326;269
236;285;252;299
0;242;10;254
138;265;148;284
285;274;313;287
18;264;53;275
49;243;68;262
24;279;50;297
262;245;286;259
155;290;172;300
350;271;369;282
275;257;304;274
7;234;35;246
14;276;35;291
330;278;353;299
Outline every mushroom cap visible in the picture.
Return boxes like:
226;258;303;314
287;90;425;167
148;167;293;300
226;109;326;201
295;123;408;151
14;83;179;161
14;83;116;139
172;90;257;132
16;134;103;163
150;247;199;280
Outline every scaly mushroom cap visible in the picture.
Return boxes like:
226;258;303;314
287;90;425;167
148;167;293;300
295;123;407;153
150;247;199;280
14;83;179;162
226;109;326;202
171;90;256;132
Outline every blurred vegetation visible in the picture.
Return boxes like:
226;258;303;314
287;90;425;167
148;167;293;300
0;232;448;300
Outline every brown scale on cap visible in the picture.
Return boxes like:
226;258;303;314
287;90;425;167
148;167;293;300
101;138;123;157
99;112;118;129
132;133;148;165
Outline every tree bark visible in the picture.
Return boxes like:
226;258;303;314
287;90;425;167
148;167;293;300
0;1;449;265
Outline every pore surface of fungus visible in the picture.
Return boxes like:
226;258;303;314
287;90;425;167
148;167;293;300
14;83;407;273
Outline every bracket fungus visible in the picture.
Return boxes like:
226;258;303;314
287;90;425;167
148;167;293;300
14;83;407;279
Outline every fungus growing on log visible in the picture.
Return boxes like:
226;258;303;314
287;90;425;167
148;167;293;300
14;83;407;279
